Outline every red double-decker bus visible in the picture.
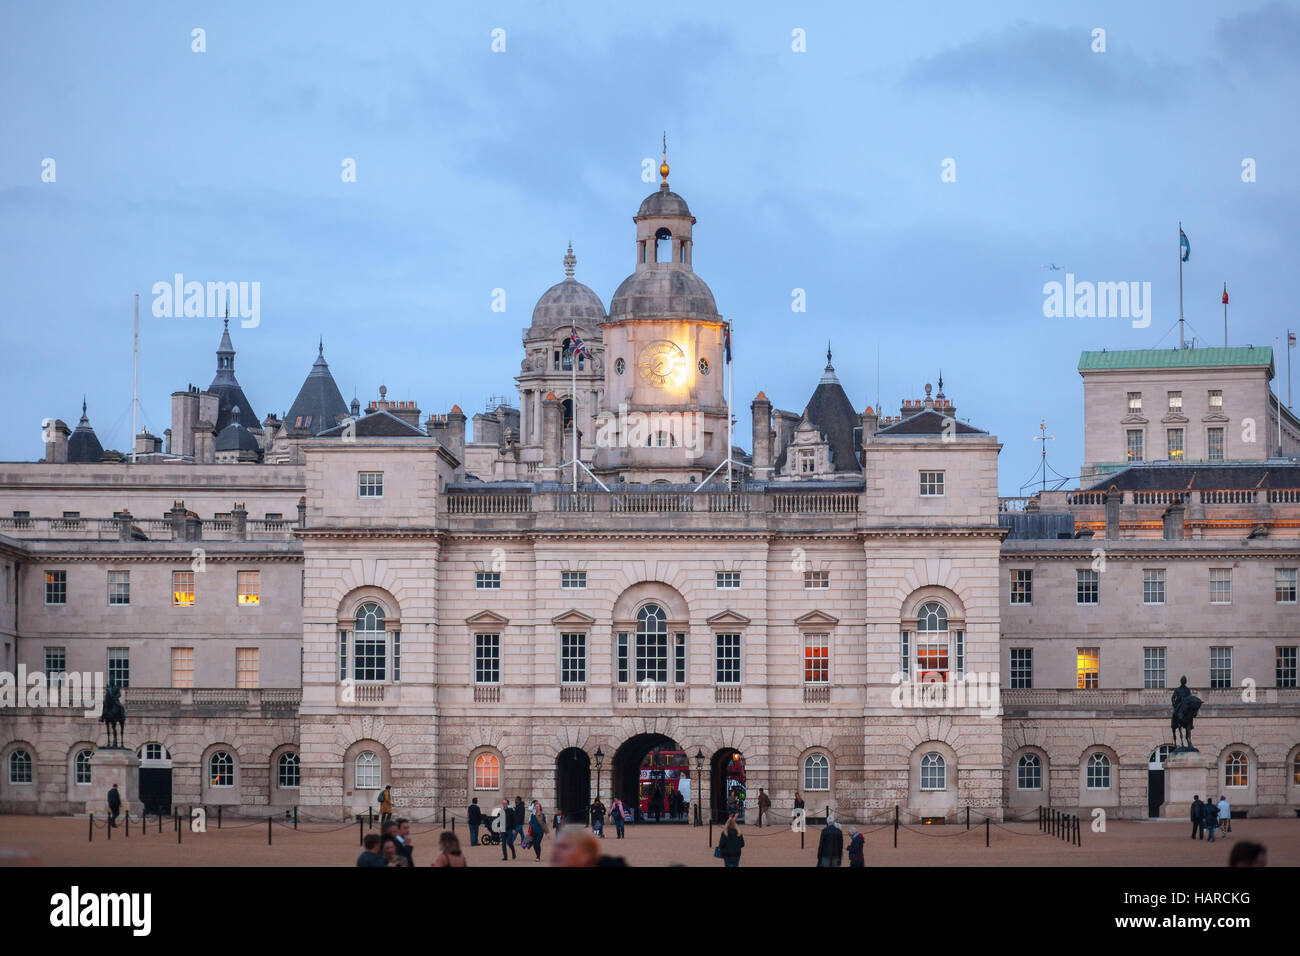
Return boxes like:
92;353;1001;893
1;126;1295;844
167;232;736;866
638;748;690;815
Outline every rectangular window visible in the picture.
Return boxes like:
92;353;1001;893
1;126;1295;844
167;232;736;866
1142;569;1166;605
1076;648;1100;690
237;570;260;606
354;629;387;682
798;449;815;474
1276;647;1298;689
1166;428;1184;460
560;633;586;684
358;472;384;497
1209;568;1232;605
107;570;130;606
1209;647;1233;689
919;471;945;497
107;647;129;688
916;635;948;683
1010;648;1032;689
900;631;910;678
635;628;668;683
1143;647;1166;689
475;571;501;589
560;571;587;589
44;647;66;692
172;571;195;607
674;634;686;684
1207;427;1225;461
616;632;628;684
1127;391;1142;413
474;633;500;684
392;632;400;681
803;570;829;589
1126;429;1144;462
715;571;741;589
170;647;194;689
954;629;964;679
44;570;67;606
1076;569;1099;605
1208;389;1222;410
1275;568;1297;604
803;634;829;684
1167;390;1182;413
338;631;348;681
1010;569;1033;605
715;633;741;684
236;648;259;689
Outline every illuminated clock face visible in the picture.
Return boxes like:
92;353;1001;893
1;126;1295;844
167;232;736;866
637;340;686;388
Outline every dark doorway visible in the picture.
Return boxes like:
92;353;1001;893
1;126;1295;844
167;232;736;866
1147;745;1171;818
138;768;172;816
711;749;746;823
612;733;685;824
555;748;591;822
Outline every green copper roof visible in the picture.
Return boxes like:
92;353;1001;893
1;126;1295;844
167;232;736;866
1078;347;1274;372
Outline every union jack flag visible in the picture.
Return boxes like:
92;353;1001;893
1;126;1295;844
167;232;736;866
566;329;588;359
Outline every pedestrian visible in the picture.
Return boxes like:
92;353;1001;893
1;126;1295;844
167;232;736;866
1228;841;1267;867
552;830;600;867
380;835;409;866
1203;798;1218;843
717;814;744;867
651;783;663;823
514;796;528;849
378;785;393;826
816;817;843;867
847;830;865;867
495;799;517;860
553;810;563;833
528;800;548;861
1190;795;1203;839
356;833;386;866
590;797;606;837
467;797;483;847
431;831;468;867
610;797;627;838
794;791;805;826
107;783;121;829
1217;794;1231;836
757;787;771;827
393;818;414;866
678;773;692;821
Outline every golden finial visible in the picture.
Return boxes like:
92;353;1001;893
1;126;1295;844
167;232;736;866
659;132;669;184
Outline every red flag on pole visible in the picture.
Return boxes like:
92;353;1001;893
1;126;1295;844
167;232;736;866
1222;284;1229;305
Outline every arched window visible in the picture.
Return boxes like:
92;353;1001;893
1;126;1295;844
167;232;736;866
1016;753;1042;790
277;752;300;789
920;752;946;791
654;227;672;263
1085;752;1111;789
354;603;387;682
209;751;234;788
8;749;32;784
474;753;500;790
1224;751;1248;788
635;604;669;682
137;742;171;765
915;602;950;683
355;751;381;790
803;753;830;792
74;749;94;786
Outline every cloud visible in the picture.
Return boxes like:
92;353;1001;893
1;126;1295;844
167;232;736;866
1215;1;1300;71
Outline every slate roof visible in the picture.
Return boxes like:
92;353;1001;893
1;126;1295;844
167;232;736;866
67;402;103;463
285;343;349;435
209;321;260;432
214;420;262;454
875;408;987;437
316;409;425;438
1086;462;1300;491
1078;347;1274;372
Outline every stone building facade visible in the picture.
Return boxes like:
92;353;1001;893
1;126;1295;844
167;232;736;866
1;160;1297;824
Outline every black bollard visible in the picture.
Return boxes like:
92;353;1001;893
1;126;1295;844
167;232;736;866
107;815;111;840
88;814;94;842
358;816;364;846
177;815;182;844
708;819;713;848
217;805;222;829
125;811;129;837
268;817;272;846
966;806;970;830
368;806;373;829
294;806;299;830
893;816;898;848
450;815;455;834
158;812;162;834
442;807;447;828
985;817;989;847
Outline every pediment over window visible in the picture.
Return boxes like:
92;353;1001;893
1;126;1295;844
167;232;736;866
1120;414;1148;426
795;609;839;628
466;609;509;628
1201;412;1229;424
551;608;596;627
1161;414;1189;425
706;609;752;628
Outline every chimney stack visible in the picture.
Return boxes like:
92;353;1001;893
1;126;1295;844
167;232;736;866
44;419;70;463
750;392;772;479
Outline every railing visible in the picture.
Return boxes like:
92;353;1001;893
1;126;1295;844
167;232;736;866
1133;491;1186;505
353;684;386;703
473;685;501;703
1268;489;1300;503
803;684;830;703
707;493;750;513
998;497;1034;513
193;688;250;705
1203;489;1257;504
611;492;694;513
771;493;858;514
554;493;596;513
560;685;587;703
1066;491;1106;505
447;493;532;515
715;685;742;703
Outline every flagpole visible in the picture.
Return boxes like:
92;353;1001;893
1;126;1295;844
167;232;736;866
1277;336;1283;456
726;319;733;489
1178;222;1185;350
131;293;139;464
571;324;578;492
1223;282;1228;348
1289;329;1293;411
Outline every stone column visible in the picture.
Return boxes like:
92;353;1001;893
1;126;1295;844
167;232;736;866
88;749;142;817
231;502;248;540
542;392;561;471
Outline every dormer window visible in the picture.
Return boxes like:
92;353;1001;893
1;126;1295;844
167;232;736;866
799;449;816;473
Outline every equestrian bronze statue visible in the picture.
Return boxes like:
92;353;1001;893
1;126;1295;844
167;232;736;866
100;683;127;749
1170;675;1202;751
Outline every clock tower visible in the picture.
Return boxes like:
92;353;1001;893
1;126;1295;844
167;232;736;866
594;146;728;482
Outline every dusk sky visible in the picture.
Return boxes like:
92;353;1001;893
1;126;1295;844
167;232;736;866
2;1;1298;492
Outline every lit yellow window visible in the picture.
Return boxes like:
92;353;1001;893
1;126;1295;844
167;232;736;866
236;648;259;689
173;571;195;607
238;570;260;606
1076;648;1100;689
171;647;194;688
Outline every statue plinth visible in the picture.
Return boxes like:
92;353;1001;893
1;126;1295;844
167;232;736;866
87;749;141;817
1159;748;1211;819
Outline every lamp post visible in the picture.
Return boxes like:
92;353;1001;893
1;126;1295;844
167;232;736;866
694;748;704;826
593;747;604;830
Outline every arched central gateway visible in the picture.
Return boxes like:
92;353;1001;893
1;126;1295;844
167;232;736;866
555;748;591;821
611;733;691;823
